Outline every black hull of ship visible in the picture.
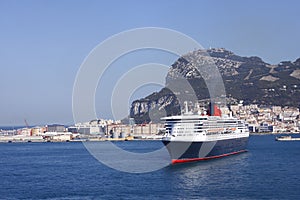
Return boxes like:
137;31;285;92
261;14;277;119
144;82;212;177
162;137;248;164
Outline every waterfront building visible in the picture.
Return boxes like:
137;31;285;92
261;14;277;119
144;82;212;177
18;128;32;136
31;126;46;136
47;124;66;132
279;107;299;122
259;122;274;133
68;125;104;135
247;124;258;133
272;106;282;115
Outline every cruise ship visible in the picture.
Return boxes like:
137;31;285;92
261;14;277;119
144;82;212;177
162;103;249;164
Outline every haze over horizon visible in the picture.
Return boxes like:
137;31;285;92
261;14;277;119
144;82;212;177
1;0;300;126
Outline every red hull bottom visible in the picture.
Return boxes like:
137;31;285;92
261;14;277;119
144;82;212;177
171;149;248;164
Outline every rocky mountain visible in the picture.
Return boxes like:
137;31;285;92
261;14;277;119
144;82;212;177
130;48;300;124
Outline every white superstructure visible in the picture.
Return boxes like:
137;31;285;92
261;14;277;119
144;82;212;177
162;114;249;142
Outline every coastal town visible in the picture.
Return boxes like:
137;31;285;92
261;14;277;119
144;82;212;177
0;101;299;142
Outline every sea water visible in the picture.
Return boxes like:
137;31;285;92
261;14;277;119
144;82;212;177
0;135;299;199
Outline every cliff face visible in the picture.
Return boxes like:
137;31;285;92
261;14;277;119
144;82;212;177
130;88;180;124
130;48;300;123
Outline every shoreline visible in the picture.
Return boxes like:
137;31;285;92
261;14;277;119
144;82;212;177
0;136;164;143
250;132;300;136
1;133;300;143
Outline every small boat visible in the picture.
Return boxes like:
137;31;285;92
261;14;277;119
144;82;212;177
275;135;300;141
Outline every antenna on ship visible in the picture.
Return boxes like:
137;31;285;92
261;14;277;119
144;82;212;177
184;101;189;114
183;101;193;115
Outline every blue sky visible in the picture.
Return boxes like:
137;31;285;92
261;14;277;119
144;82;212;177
1;0;300;126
